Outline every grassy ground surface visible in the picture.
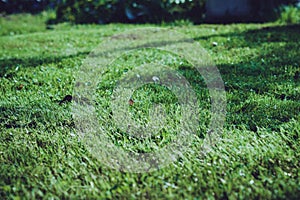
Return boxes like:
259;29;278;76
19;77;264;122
0;13;299;199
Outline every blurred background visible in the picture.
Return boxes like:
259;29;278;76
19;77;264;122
0;0;300;24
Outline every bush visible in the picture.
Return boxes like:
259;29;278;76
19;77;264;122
54;0;206;24
53;0;299;24
55;0;125;24
278;5;300;24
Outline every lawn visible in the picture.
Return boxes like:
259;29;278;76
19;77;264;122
0;13;299;199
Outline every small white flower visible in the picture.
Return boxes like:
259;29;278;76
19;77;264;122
152;76;160;83
212;42;218;46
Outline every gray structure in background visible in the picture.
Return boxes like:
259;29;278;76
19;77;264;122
205;0;292;22
206;0;251;18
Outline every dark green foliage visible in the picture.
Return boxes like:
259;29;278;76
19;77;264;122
54;0;206;24
0;0;57;14
1;0;298;23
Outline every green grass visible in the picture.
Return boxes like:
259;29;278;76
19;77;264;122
0;12;51;36
0;13;299;199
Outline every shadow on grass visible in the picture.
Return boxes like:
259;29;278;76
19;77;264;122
1;24;299;132
194;24;300;45
0;51;89;77
197;24;300;131
0;102;74;130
